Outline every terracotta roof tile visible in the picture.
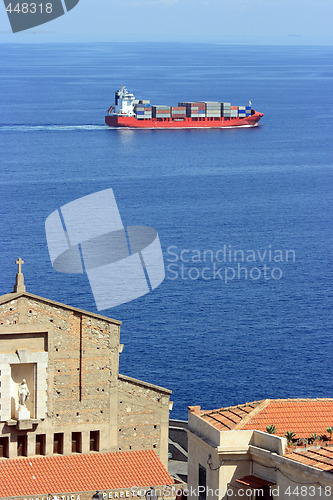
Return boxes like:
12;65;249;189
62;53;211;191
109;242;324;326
286;446;333;473
0;450;173;498
199;399;333;439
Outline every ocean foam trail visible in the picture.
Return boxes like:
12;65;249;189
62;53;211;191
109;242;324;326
0;124;259;132
0;125;108;132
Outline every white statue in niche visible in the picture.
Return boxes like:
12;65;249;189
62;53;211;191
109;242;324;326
18;379;30;408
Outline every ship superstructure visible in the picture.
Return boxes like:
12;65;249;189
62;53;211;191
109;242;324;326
111;85;137;116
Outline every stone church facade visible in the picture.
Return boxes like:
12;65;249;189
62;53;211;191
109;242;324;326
0;262;171;467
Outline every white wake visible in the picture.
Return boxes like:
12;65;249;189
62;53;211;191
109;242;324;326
0;125;108;132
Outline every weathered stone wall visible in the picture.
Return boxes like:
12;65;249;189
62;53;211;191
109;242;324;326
0;297;20;325
118;375;171;468
0;293;171;468
0;294;121;457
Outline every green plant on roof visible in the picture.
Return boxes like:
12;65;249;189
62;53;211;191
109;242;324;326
285;431;296;445
326;426;333;438
266;425;276;434
309;433;319;443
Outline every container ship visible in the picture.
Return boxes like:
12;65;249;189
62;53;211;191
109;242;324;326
105;86;264;129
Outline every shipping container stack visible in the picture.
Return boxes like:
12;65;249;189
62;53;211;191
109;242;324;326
204;101;222;118
152;105;171;119
221;102;231;118
135;98;252;121
198;104;206;118
190;106;200;118
192;102;206;118
134;101;152;120
236;105;252;118
171;107;187;119
178;102;206;118
230;106;238;118
238;106;246;119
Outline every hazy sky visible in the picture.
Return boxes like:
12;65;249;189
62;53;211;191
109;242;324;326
1;0;333;43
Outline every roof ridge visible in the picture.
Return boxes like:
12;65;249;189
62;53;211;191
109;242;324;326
202;398;333;417
119;374;172;395
0;291;121;325
270;397;333;403
1;448;156;465
202;399;265;416
234;399;271;430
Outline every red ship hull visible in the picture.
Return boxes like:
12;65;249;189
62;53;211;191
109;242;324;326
105;112;264;129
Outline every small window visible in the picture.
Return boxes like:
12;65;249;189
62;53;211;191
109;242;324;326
199;465;206;500
53;433;64;454
90;431;100;452
72;432;82;453
0;437;9;458
17;435;27;457
35;434;46;455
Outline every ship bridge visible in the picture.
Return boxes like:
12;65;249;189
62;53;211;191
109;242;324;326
114;85;136;116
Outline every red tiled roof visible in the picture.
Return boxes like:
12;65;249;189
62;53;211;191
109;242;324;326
198;398;333;438
286;446;333;473
0;450;173;498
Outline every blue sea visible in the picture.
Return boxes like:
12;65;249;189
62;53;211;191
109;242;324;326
0;43;332;418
